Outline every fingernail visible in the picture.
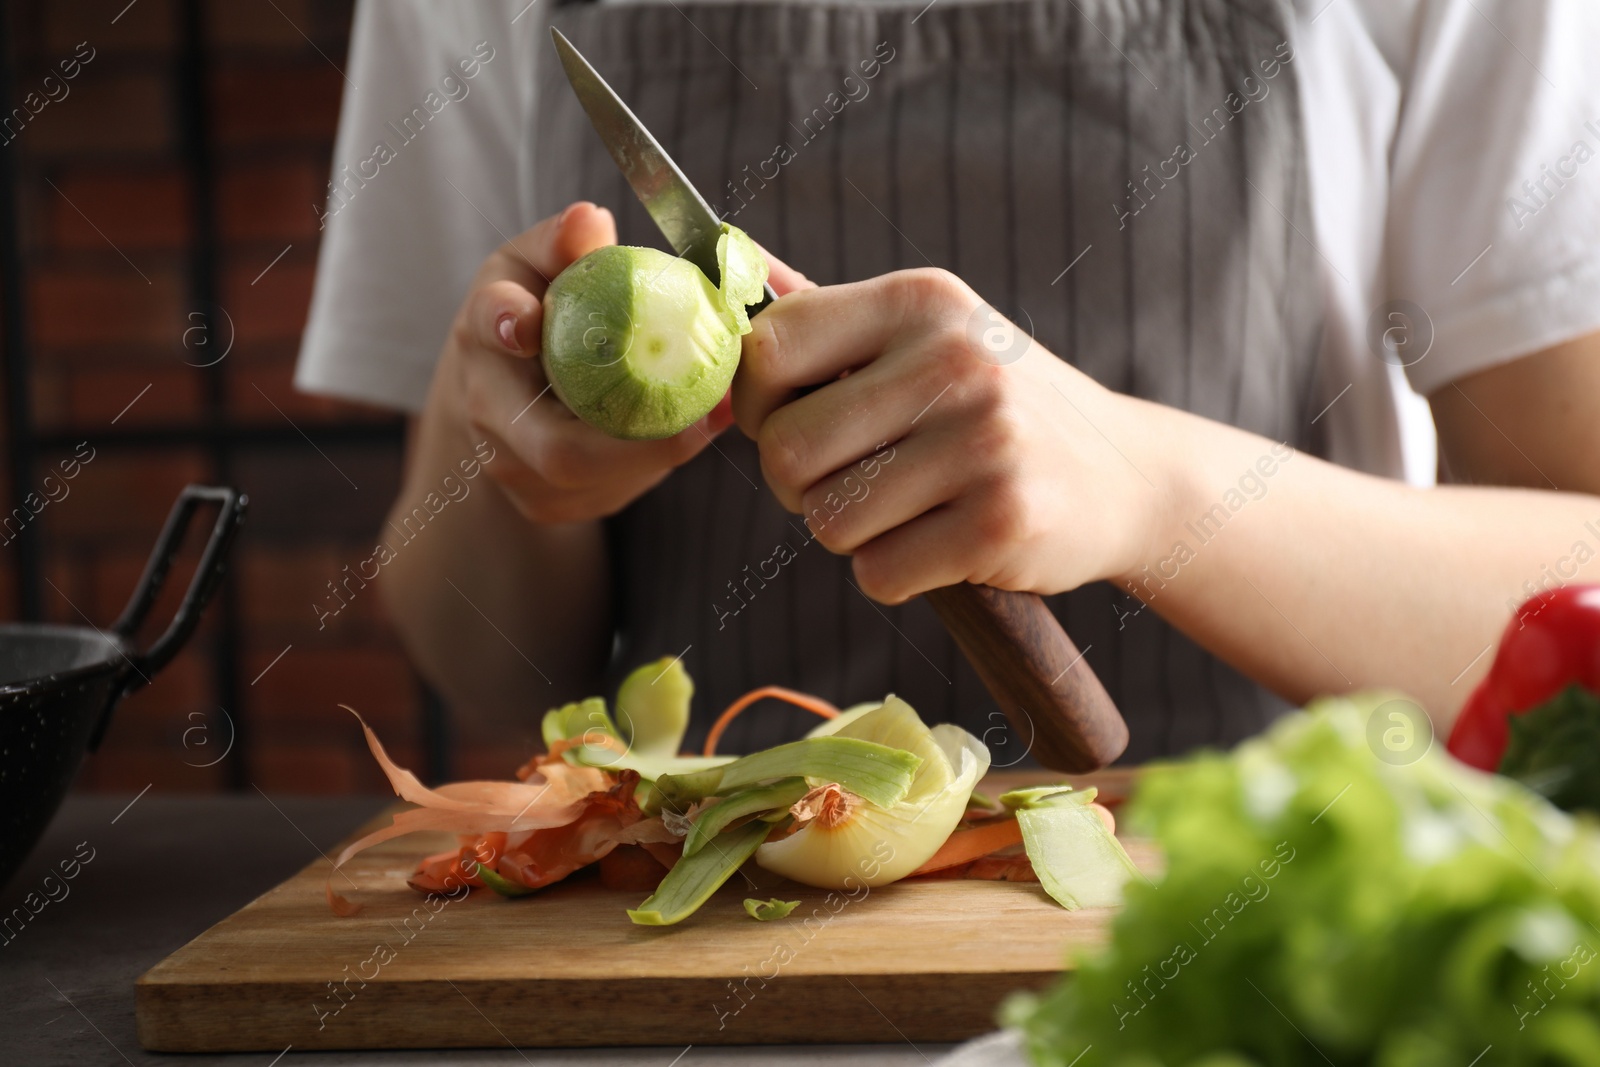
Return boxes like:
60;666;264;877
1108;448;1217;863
496;314;519;352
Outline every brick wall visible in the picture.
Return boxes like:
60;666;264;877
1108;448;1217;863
1;0;457;794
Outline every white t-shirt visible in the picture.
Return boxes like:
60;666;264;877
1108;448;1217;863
296;0;1600;486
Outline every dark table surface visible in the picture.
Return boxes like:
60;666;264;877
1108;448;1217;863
1;794;964;1067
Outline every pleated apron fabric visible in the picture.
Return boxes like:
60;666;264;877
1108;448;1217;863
532;0;1323;762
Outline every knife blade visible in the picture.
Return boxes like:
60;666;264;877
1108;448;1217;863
550;27;777;313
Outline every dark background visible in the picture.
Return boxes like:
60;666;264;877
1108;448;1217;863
0;0;489;794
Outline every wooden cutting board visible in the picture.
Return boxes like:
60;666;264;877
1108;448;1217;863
136;770;1152;1052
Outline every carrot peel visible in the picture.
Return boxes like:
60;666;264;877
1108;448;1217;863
702;686;839;756
909;817;1025;876
328;706;627;914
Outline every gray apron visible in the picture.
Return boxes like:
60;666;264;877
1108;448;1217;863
532;0;1324;762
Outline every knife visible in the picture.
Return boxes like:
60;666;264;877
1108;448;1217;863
550;28;1129;772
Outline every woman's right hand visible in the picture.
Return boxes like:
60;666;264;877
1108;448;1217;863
431;201;731;525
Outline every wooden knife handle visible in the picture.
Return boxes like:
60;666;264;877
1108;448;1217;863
923;582;1128;772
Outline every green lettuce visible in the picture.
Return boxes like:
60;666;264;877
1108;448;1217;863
1008;693;1600;1066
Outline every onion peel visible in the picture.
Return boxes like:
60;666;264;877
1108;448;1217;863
755;698;990;888
791;782;857;829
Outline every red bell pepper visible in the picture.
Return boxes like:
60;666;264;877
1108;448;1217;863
1447;584;1600;774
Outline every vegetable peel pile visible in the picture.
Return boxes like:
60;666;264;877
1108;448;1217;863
332;656;1134;925
1007;693;1600;1066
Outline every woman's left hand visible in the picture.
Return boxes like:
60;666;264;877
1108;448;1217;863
731;266;1190;604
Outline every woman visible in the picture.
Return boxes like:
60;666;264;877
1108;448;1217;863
298;0;1600;762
